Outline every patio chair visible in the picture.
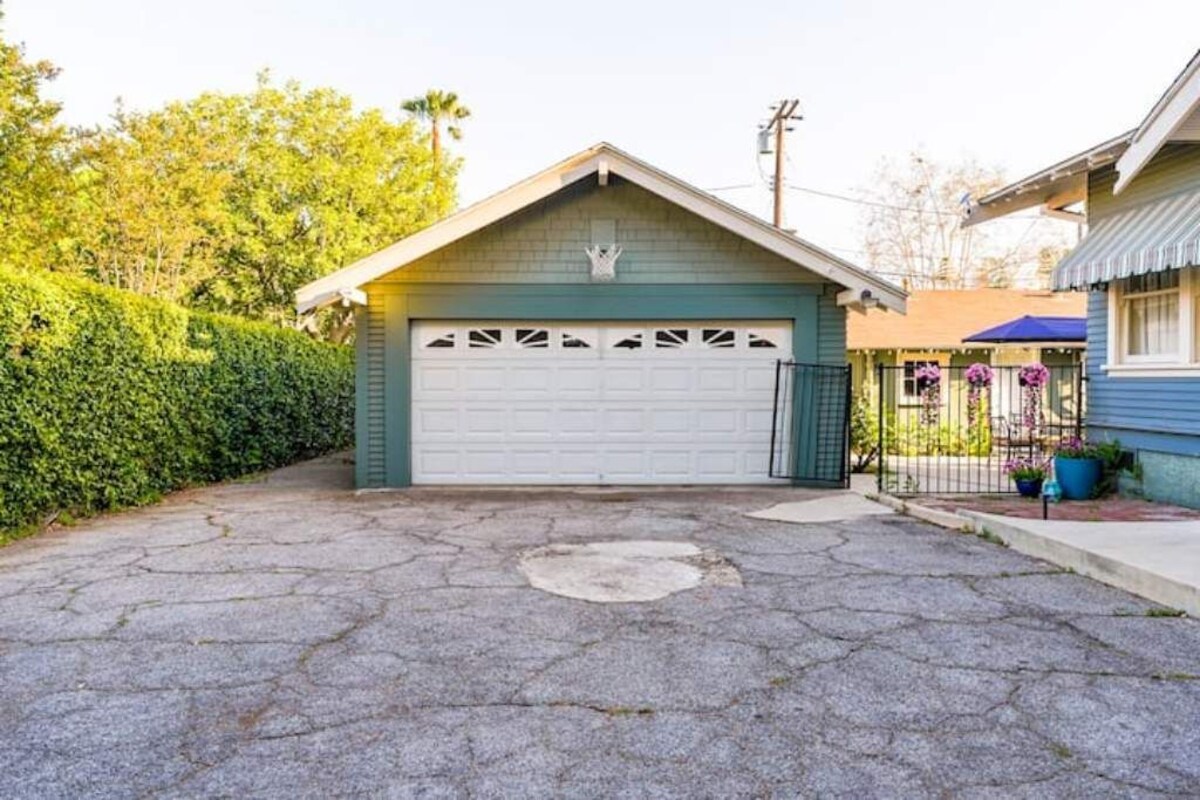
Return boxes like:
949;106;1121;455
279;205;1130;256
990;415;1037;459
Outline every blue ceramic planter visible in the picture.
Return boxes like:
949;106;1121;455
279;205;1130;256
1054;456;1101;500
1014;478;1043;498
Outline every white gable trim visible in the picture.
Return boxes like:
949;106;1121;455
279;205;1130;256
295;143;906;314
1114;51;1200;195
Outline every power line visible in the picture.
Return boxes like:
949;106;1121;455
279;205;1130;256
784;183;963;217
704;183;758;192
705;180;1044;221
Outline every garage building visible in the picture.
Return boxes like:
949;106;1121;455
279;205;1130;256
296;143;905;488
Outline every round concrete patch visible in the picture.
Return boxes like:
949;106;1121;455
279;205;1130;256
519;541;741;603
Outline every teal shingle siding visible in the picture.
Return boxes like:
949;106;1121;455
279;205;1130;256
374;177;822;285
356;177;848;488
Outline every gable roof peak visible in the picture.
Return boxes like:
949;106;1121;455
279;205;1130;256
295;142;905;314
1114;49;1200;194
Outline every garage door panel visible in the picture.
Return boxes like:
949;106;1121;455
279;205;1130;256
558;450;601;480
744;366;778;392
601;450;647;479
603;368;645;392
698;367;739;391
463;368;506;391
461;449;508;478
744;408;775;434
558;409;600;436
464;409;507;436
418;366;459;392
696;409;739;434
411;321;792;484
416;450;459;478
556;368;600;392
650;409;692;434
510;368;551;391
511;450;555;478
511;408;554;437
649;451;691;478
415;408;459;436
650;367;691;391
696;450;739;478
603;409;646;435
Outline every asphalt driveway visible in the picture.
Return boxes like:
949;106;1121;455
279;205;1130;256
2;456;1199;798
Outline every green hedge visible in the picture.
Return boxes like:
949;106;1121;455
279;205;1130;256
0;267;353;534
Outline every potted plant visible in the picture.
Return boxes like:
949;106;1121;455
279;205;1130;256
1054;436;1103;500
1004;456;1048;498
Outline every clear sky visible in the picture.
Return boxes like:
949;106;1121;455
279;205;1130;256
7;0;1200;262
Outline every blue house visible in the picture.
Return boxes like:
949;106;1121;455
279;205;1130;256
966;51;1200;507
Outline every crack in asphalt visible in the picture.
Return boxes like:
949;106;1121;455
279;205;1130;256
1;456;1198;797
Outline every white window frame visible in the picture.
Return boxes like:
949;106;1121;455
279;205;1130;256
1105;267;1199;377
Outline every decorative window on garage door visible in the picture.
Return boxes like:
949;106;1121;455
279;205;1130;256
415;323;787;356
416;324;599;354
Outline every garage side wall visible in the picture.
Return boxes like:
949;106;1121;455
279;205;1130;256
354;179;850;488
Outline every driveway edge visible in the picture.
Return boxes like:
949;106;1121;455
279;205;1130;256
866;491;1197;616
959;511;1199;617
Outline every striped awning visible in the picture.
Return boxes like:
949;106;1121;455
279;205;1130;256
1054;191;1200;289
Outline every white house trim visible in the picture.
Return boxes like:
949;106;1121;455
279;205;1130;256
961;131;1132;228
1115;51;1200;195
295;142;906;314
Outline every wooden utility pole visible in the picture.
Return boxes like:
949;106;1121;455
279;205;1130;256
762;99;802;229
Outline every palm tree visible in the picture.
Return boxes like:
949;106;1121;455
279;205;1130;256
402;90;470;162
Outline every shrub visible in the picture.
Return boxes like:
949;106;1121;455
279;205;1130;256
849;385;880;473
0;267;353;535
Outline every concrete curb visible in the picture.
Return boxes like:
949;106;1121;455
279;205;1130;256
961;511;1199;617
866;493;1196;616
864;493;973;532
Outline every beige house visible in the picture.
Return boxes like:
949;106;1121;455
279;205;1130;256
849;289;1087;425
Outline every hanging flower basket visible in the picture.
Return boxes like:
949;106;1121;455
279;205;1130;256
1018;363;1049;388
965;363;993;430
914;363;941;426
1018;363;1049;434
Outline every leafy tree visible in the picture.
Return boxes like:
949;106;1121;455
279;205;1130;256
402;89;471;163
71;75;459;332
70;99;235;300
859;152;1070;290
0;18;74;271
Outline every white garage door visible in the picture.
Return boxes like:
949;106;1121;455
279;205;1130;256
410;321;792;484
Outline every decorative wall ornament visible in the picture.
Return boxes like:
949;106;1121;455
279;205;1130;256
585;244;622;281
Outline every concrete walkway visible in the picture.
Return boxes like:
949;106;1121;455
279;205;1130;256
962;512;1200;617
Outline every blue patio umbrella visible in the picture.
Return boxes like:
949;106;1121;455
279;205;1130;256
962;315;1086;343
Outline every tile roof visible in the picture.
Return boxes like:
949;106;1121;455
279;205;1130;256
847;289;1087;350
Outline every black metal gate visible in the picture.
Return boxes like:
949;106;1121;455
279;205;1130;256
875;363;1085;495
770;361;852;487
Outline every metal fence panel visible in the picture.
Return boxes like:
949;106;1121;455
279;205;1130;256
771;361;851;487
875;363;1085;495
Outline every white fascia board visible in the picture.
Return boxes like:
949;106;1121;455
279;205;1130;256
962;133;1131;228
1114;55;1200;194
295;143;907;314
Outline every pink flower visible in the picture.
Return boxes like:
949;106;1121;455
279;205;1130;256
965;362;993;388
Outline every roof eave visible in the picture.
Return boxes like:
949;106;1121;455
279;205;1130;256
295;143;907;315
960;131;1133;228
